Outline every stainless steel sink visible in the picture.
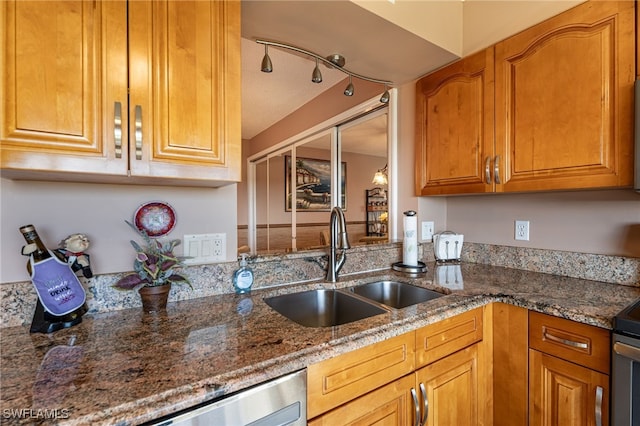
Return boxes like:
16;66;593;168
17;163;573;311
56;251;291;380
264;289;387;327
348;280;443;309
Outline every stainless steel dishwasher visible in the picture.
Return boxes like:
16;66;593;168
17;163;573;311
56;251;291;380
151;369;306;426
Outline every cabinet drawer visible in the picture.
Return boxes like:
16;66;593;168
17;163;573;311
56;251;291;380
307;332;415;419
529;311;610;374
415;307;483;368
308;374;414;426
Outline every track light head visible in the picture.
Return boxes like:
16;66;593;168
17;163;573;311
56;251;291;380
311;58;323;83
344;76;354;96
261;45;273;73
380;86;390;103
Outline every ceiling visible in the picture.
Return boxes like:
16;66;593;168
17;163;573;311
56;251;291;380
240;0;458;140
240;1;583;142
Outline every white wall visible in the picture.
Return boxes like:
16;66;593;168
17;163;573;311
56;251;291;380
1;178;238;283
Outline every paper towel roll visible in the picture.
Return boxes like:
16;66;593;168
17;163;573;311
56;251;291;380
403;211;418;266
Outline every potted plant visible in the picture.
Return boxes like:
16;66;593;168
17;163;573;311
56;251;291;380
113;221;191;312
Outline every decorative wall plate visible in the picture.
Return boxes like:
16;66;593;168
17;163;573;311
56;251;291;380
134;202;176;238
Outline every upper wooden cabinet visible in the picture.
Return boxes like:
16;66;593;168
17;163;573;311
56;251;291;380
416;0;635;195
0;0;241;187
416;48;495;195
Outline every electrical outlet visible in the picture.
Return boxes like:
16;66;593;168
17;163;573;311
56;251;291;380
421;221;434;241
183;233;226;264
515;220;530;241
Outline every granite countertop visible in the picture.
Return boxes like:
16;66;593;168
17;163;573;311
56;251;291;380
1;262;639;425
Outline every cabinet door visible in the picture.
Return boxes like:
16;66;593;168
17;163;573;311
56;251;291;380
128;0;241;184
308;375;414;426
416;344;480;426
495;0;635;192
529;350;609;426
1;0;129;179
415;48;495;195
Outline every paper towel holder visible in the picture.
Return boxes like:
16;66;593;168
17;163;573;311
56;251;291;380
391;261;427;277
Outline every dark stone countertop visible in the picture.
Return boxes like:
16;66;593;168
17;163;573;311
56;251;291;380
1;262;639;425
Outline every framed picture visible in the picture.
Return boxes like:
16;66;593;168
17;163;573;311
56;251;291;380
285;156;346;211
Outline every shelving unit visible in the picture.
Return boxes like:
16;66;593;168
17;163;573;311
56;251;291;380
365;188;387;236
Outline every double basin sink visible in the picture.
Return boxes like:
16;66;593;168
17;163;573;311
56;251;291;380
264;281;444;328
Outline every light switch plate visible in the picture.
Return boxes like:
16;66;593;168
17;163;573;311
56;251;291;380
183;233;226;264
421;221;434;241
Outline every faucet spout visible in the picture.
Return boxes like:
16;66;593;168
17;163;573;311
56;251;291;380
326;206;350;282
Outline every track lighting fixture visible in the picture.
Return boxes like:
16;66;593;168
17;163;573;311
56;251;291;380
261;45;273;73
311;58;322;83
344;75;354;96
380;85;390;104
257;39;393;102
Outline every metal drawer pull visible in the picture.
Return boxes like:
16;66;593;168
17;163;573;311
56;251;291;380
419;382;428;425
134;105;143;160
114;102;122;159
410;388;420;426
614;341;640;362
493;155;501;184
485;156;492;184
595;385;603;426
543;331;588;350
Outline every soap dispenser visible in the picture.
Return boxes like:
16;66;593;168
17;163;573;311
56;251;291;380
233;254;254;294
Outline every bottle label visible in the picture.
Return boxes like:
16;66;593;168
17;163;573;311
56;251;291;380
236;270;253;289
29;252;86;316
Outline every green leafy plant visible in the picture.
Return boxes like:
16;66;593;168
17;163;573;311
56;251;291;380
113;220;191;291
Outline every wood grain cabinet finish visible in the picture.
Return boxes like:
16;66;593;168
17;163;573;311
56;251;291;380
415;49;495;195
415;307;483;367
416;344;481;426
415;0;635;196
495;0;634;192
308;307;487;425
307;332;415;420
1;0;241;187
308;375;415;426
529;311;611;426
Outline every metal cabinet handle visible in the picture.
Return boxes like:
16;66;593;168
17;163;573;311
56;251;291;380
595;385;603;426
419;382;428;425
410;388;420;426
543;331;588;350
485;156;492;184
493;155;501;184
114;102;122;159
614;341;640;362
134;105;143;160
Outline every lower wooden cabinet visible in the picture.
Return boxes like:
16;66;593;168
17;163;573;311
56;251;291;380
307;306;612;426
417;343;481;426
307;307;486;425
529;349;609;426
310;343;483;426
528;311;611;426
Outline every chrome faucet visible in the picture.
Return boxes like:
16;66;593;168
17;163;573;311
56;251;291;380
326;206;351;282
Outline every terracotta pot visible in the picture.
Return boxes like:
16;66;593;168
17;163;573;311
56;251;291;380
138;284;171;313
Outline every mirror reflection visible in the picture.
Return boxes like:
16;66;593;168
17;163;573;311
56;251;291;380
241;109;388;254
